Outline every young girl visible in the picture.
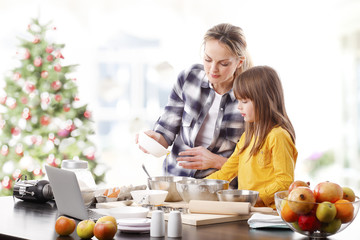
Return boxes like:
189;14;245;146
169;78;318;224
206;66;298;209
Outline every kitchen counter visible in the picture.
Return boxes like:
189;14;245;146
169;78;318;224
0;196;359;240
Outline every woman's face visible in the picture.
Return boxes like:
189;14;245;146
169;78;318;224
237;98;255;122
203;39;242;93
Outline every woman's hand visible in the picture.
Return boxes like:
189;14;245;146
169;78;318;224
135;130;169;154
177;146;227;170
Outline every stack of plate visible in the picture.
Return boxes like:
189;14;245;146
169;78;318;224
117;218;151;233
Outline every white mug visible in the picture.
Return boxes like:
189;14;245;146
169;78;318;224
168;210;182;238
150;210;165;237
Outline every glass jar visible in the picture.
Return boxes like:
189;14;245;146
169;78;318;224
61;160;96;190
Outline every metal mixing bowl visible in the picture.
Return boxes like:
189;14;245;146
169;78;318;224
176;179;229;202
148;176;194;202
216;189;259;206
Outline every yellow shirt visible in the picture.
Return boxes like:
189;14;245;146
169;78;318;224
207;126;297;208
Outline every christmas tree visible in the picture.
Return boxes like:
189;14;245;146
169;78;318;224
0;18;105;196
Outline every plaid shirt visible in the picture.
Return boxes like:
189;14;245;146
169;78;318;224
153;64;245;177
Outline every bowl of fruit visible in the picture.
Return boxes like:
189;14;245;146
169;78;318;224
275;180;360;238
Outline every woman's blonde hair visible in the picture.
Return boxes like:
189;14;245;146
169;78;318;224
203;23;253;78
233;66;295;156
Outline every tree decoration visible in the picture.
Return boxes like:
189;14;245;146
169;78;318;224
0;18;105;196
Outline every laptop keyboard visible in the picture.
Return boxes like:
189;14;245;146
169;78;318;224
88;209;106;221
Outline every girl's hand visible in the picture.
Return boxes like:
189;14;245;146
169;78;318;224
177;146;227;170
135;130;168;153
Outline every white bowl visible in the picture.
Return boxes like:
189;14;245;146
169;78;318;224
138;132;169;158
130;190;168;205
106;206;149;219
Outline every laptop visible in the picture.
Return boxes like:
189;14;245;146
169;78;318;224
45;165;105;220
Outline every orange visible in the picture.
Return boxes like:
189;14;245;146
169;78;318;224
335;199;354;223
281;201;299;222
55;216;76;236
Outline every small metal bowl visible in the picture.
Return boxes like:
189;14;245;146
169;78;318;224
148;176;194;202
216;189;259;206
176;179;229;202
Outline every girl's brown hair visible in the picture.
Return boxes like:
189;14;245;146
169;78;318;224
233;66;295;156
203;23;253;78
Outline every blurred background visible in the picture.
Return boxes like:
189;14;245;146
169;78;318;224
1;0;360;192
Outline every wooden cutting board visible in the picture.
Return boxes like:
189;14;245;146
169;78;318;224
95;201;251;226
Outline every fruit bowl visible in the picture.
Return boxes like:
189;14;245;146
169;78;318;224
275;190;360;238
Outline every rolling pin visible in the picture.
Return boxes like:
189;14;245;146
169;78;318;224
188;200;274;215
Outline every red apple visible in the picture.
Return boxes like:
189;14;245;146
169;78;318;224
93;221;117;240
298;214;321;232
288;187;316;215
289;180;310;193
314;181;343;203
55;216;76;236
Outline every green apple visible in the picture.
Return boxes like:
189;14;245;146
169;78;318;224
76;219;95;239
316;201;337;223
342;187;356;202
321;218;341;234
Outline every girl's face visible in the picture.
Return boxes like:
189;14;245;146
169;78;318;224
237;98;255;122
203;39;242;93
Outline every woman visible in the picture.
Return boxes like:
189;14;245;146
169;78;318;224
138;23;253;181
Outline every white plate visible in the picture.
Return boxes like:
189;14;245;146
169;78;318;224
106;206;149;219
117;218;151;227
118;225;150;233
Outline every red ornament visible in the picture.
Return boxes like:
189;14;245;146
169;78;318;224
24;49;31;59
41;70;49;78
25;82;36;93
51;80;62;91
54;64;61;72
57;129;70;137
46;54;54;62
46;154;57;166
55;51;64;59
15;144;23;156
48;133;55;142
12;169;22;180
11;127;21;136
34;57;42;67
1;145;9;156
13;72;21;81
40;115;51;126
84;110;91;118
1;177;12;190
63;104;70;112
22;109;31;120
86;152;95;161
33;168;43;176
46;45;54;53
54;94;62;102
74;95;80;101
32;37;40;44
21;97;28;104
31;135;38;145
0;95;6;105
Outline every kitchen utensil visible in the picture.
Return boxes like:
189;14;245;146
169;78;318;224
150;210;165;237
142;164;151;178
188;200;274;215
217;190;259;206
148;176;194;202
176;179;229;202
138;132;169;158
130;189;168;205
